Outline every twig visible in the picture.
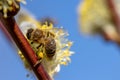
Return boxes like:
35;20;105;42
108;0;120;32
0;13;51;80
100;0;120;44
0;22;12;42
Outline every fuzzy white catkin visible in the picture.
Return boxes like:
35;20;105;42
16;8;74;80
78;0;116;35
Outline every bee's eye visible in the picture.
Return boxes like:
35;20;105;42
26;28;34;40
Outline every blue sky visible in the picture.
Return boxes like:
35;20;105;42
0;0;120;80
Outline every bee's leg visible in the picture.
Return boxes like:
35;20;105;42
36;43;43;49
34;51;44;67
33;53;43;68
48;31;55;37
37;52;43;60
33;60;42;68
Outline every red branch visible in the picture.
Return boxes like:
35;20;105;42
108;0;120;32
100;0;120;44
0;13;51;80
0;21;12;42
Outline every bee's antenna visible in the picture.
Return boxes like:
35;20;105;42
40;17;57;26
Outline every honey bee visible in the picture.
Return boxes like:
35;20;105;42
26;28;56;60
16;9;73;79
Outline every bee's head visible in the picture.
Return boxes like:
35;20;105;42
26;28;44;42
26;28;34;40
